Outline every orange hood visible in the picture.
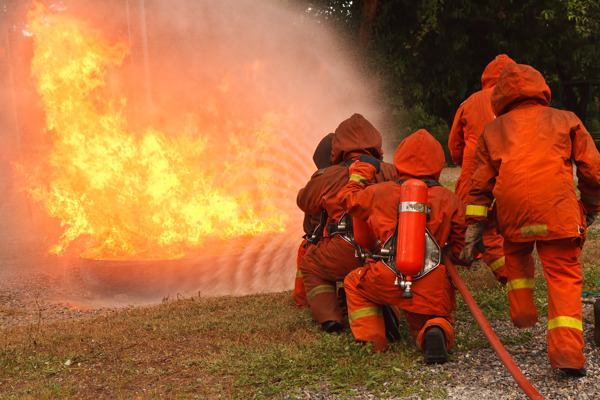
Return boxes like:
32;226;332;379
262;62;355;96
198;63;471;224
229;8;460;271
393;129;445;181
481;54;516;90
331;113;383;164
491;63;551;117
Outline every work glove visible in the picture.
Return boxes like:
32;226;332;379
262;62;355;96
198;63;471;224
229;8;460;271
459;220;486;265
358;155;381;173
348;155;381;186
585;214;596;228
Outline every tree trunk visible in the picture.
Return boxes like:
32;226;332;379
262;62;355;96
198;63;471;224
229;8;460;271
359;0;378;51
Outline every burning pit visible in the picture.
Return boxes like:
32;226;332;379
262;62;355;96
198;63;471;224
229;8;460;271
0;0;390;305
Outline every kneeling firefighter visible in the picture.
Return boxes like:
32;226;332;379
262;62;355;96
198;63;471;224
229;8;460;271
293;132;335;309
338;129;468;361
297;114;397;333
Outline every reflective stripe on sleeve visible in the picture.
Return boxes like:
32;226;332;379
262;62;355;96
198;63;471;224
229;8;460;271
349;173;368;186
307;284;336;301
521;224;548;237
348;306;383;323
489;256;505;272
548;316;583;331
466;205;488;217
507;278;535;291
296;270;303;278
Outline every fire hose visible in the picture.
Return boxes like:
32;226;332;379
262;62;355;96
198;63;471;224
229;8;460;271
444;255;545;400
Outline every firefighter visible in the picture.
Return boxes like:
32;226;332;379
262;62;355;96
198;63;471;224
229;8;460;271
338;129;467;361
462;63;600;377
297;113;397;332
293;133;334;309
448;54;515;284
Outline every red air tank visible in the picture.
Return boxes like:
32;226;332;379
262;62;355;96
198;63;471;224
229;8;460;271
353;217;378;251
396;179;428;276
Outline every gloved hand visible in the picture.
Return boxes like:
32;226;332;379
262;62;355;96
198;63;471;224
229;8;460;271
585;214;596;228
459;220;486;265
358;155;381;173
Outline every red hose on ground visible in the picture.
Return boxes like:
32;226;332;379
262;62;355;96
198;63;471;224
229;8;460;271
444;256;545;400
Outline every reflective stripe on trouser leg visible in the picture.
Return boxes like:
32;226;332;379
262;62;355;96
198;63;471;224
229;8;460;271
537;238;585;369
489;256;505;273
504;239;538;328
481;217;507;281
304;283;337;324
344;268;387;352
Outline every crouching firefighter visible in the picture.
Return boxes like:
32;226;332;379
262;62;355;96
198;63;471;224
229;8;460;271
337;129;469;362
297;114;397;333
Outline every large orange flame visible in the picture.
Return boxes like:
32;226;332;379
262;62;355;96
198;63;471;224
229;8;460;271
21;2;297;261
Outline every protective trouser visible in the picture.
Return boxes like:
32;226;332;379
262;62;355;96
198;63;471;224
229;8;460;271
504;237;585;369
292;240;309;309
481;217;507;284
299;235;363;324
344;263;454;354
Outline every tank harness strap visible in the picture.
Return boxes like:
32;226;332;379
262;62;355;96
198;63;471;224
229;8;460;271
395;178;441;188
395;178;438;221
304;210;329;245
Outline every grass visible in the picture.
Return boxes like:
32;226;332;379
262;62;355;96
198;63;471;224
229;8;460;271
2;168;599;399
2;244;598;399
0;292;437;399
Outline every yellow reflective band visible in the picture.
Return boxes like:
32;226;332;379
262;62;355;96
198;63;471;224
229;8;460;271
296;270;303;278
507;278;535;291
548;316;583;331
348;306;383;323
489;256;505;272
521;224;548;237
349;173;368;186
581;193;600;204
466;205;488;217
307;284;336;301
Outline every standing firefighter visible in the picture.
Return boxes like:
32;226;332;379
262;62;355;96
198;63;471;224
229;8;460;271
338;129;467;361
297;113;397;332
293;133;334;309
448;54;515;284
462;63;600;377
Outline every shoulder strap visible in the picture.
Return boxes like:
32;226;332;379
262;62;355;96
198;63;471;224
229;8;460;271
395;178;441;188
340;160;356;168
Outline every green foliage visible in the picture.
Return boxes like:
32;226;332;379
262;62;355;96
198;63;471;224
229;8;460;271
297;0;600;156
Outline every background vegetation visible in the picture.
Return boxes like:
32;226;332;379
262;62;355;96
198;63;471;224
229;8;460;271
296;0;600;158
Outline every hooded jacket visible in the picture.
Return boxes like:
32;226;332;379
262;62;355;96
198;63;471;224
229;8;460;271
467;63;600;241
448;54;515;201
297;114;397;224
302;133;334;235
338;129;467;269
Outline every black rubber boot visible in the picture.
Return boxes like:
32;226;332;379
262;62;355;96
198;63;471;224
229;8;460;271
382;305;402;342
321;320;343;333
424;326;448;364
559;368;587;377
337;286;348;318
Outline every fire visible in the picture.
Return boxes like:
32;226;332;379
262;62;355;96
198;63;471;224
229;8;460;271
20;2;295;261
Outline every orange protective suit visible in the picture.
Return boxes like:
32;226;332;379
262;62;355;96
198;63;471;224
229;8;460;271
338;129;467;354
466;63;600;371
293;133;335;309
448;54;515;284
297;114;397;328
